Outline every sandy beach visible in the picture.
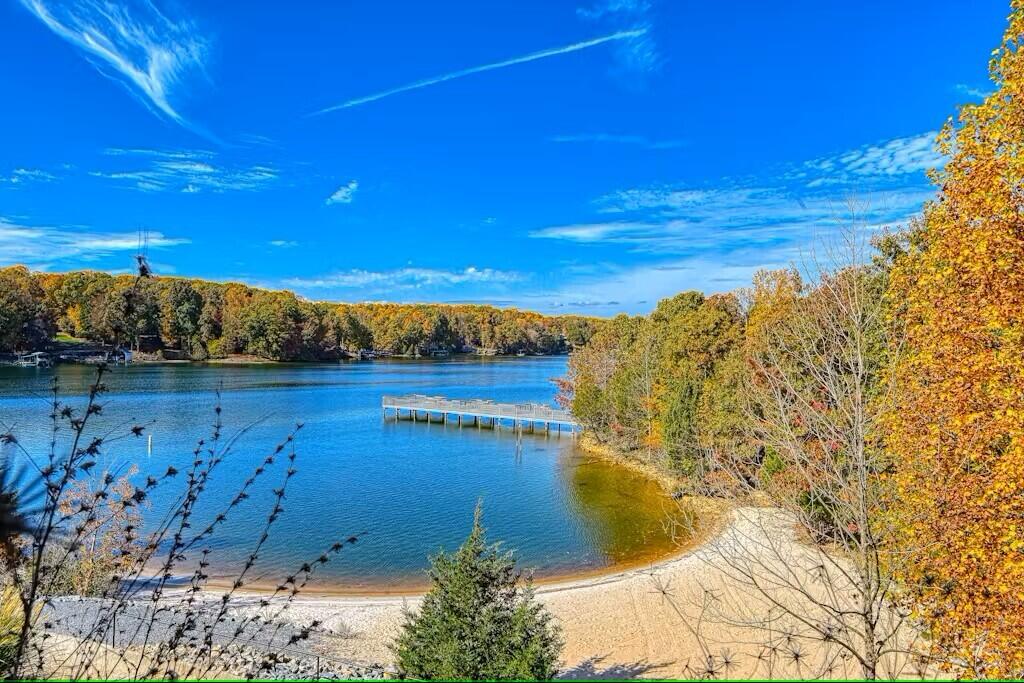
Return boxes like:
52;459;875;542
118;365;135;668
233;505;901;679
42;505;922;680
267;512;735;678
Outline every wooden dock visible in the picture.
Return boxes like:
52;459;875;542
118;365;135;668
381;394;580;435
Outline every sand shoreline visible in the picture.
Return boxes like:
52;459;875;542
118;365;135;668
205;512;721;598
75;506;893;679
232;546;708;607
231;506;880;679
201;439;725;599
199;503;747;678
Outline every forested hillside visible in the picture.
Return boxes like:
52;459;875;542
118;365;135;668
0;268;597;360
558;269;826;479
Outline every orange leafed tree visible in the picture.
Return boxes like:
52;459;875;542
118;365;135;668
887;2;1024;675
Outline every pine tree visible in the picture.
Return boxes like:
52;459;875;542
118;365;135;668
393;503;562;681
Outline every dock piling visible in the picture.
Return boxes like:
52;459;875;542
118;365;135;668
382;394;579;437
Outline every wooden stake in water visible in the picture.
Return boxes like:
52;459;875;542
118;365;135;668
148;434;153;456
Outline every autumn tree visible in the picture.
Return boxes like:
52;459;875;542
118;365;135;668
563;316;596;349
77;274;116;341
238;291;303;361
559;315;628;437
197;283;224;348
886;3;1024;674
561;291;744;476
659;293;744;474
81;276;161;350
692;231;922;680
693;348;753;488
608;318;662;451
0;266;53;351
37;270;108;338
336;306;373;351
159;279;203;355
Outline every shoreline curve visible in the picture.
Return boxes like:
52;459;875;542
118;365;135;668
206;495;728;600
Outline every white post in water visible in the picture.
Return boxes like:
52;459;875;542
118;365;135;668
148;434;153;456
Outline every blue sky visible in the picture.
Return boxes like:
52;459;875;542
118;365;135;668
0;0;1008;315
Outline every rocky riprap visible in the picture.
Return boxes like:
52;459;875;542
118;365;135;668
39;596;393;681
217;643;391;680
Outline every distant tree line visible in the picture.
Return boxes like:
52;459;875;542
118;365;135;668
0;268;597;360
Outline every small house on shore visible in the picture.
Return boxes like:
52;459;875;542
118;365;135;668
15;351;52;367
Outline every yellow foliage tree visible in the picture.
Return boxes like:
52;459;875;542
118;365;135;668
887;2;1024;674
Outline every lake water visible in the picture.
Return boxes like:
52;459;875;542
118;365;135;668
0;357;679;592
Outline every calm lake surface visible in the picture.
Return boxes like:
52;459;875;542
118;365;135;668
0;357;678;592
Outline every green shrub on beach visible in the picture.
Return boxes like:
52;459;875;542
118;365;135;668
393;502;562;681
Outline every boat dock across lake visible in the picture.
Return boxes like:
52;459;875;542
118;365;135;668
381;394;580;435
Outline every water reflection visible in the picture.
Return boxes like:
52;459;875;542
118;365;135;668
562;452;685;566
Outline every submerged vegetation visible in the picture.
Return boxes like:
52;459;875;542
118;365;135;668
0;268;597;360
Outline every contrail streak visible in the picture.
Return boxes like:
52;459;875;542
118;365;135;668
310;28;646;116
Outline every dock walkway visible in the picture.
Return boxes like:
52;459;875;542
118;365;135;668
381;394;579;434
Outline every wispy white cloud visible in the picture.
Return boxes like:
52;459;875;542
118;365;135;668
326;180;359;205
531;221;658;242
310;29;647;115
577;0;650;21
237;133;280;148
555;132;945;244
283;266;521;291
1;168;59;185
549;133;685;149
19;0;207;130
0;216;188;268
269;239;298;248
529;131;943;314
578;0;658;77
91;148;279;193
536;187;931;252
808;131;944;178
954;83;992;99
544;255;783;316
547;299;622;309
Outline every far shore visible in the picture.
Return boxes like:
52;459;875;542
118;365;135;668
184;351;569;365
1;347;571;368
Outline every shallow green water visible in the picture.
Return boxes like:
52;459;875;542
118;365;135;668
0;357;679;591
